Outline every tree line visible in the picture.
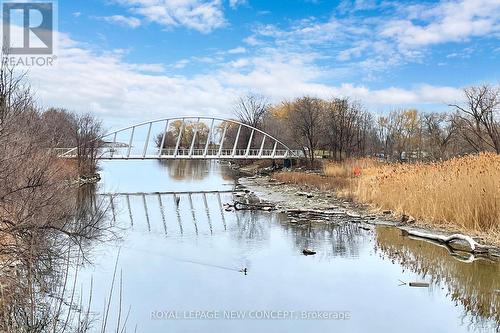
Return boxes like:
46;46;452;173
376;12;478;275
0;55;108;331
232;85;499;165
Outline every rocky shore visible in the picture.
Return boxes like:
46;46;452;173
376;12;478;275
237;173;500;259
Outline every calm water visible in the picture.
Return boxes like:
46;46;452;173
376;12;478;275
77;160;500;333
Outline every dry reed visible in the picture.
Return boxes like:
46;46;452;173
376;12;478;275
354;153;499;237
275;154;500;243
274;172;349;191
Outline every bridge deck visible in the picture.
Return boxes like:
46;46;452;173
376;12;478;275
56;148;303;160
55;116;303;160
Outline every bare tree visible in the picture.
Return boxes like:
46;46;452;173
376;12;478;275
287;96;325;166
40;108;77;147
233;94;270;129
0;49;115;333
450;84;500;153
325;98;372;160
0;52;35;131
421;112;456;159
73;113;103;176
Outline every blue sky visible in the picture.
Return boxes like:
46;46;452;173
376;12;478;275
21;0;500;127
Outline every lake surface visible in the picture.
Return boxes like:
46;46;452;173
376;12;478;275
77;160;500;332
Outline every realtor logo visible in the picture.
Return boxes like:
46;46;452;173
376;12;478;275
2;1;54;55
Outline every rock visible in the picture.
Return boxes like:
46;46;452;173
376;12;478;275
383;210;392;214
302;249;317;255
400;214;415;224
325;210;342;214
296;191;314;198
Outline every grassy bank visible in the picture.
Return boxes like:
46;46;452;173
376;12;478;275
274;153;500;245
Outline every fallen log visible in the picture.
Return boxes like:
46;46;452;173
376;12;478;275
402;229;493;253
407;235;496;263
286;209;345;216
234;201;276;211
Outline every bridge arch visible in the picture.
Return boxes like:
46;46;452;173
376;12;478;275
59;116;300;160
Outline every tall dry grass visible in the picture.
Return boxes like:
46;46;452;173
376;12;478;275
275;154;500;243
353;153;500;237
274;171;349;191
323;157;381;178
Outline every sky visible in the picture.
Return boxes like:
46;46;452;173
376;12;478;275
9;0;500;128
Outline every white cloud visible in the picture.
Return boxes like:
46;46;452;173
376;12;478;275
219;51;464;106
243;35;261;46
338;0;378;13
99;15;142;28
227;46;247;54
172;59;190;69
245;0;499;80
229;0;247;9
127;63;166;73
381;0;500;47
27;33;234;122
114;0;225;33
336;41;370;61
229;58;250;68
23;33;465;126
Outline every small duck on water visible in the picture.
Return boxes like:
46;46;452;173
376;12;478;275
302;249;317;256
239;268;248;275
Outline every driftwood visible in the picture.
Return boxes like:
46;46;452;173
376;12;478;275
286;209;346;216
403;229;492;254
358;225;372;231
409;282;430;288
233;201;276;211
399;280;430;287
296;192;314;198
407;235;497;263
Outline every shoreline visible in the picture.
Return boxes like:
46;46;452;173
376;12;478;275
236;173;500;260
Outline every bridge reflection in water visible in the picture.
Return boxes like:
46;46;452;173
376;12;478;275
100;190;370;259
90;190;500;332
103;191;233;236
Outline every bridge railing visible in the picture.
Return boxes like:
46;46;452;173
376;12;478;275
55;147;304;159
56;116;303;160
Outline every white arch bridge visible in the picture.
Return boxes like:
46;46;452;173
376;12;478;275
57;116;302;160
